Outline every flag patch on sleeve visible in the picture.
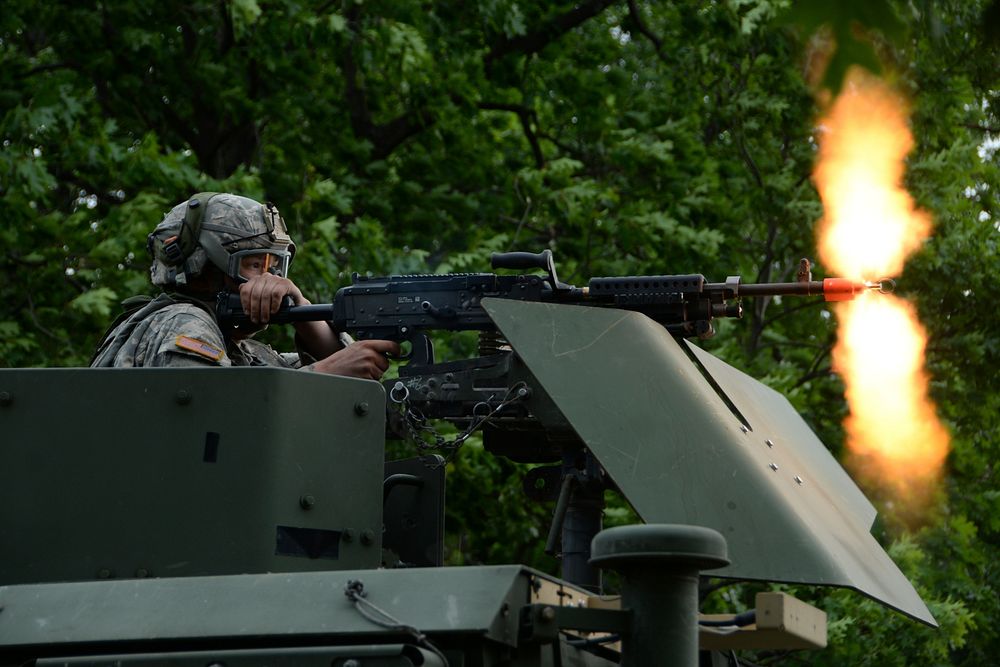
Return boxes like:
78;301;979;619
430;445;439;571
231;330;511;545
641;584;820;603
175;335;225;361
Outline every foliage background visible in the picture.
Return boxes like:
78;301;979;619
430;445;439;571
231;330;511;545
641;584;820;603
2;0;998;663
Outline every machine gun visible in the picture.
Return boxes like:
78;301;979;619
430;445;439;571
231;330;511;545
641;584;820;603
217;249;895;592
217;249;892;368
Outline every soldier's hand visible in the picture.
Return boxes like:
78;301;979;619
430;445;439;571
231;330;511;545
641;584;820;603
307;339;401;380
239;273;306;324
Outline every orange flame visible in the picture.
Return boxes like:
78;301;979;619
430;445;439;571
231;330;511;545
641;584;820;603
814;70;949;512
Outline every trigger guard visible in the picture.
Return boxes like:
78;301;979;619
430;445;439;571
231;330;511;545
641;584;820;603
394;343;413;362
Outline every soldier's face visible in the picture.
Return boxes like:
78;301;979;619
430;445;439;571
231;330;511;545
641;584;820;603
240;255;269;279
229;249;291;284
239;252;288;280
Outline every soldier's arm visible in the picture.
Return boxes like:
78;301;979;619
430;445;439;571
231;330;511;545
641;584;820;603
142;306;233;367
239;273;342;360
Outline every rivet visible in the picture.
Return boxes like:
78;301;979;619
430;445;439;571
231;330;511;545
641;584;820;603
0;391;12;407
343;660;361;667
361;529;375;546
765;439;774;448
794;476;804;485
96;568;112;579
354;401;369;416
299;494;316;510
175;389;192;405
135;568;150;578
342;529;354;543
541;606;556;621
769;463;779;472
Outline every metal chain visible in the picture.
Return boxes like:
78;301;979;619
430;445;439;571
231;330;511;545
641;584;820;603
390;381;530;467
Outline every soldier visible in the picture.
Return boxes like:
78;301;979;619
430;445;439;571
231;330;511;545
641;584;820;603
91;192;398;379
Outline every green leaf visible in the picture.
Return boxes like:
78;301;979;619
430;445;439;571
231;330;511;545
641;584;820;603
69;288;119;318
229;0;262;37
327;13;347;33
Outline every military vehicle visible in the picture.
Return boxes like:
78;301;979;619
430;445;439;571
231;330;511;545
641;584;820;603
0;252;932;666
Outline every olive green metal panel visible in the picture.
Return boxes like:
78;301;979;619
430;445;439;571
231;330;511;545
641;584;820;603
0;368;385;584
36;646;441;667
684;342;877;531
0;566;530;648
482;299;935;626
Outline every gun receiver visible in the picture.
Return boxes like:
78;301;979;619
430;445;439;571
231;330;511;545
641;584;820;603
216;249;888;367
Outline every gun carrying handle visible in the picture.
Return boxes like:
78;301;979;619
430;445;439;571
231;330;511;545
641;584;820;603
491;249;553;271
492;249;569;292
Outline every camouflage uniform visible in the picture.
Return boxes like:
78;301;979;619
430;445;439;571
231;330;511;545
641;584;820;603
92;193;312;370
91;296;303;369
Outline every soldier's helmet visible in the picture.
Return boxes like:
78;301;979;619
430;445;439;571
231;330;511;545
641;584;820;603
147;193;295;288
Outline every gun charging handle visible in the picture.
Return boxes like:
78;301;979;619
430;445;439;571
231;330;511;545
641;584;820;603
215;292;335;326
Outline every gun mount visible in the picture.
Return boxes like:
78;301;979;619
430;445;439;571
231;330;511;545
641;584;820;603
1;298;932;665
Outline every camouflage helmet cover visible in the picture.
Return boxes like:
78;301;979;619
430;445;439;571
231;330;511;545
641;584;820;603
148;193;295;287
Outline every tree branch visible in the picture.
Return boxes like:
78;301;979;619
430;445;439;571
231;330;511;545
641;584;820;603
485;0;618;72
746;219;780;357
625;0;666;62
339;3;618;163
963;123;1000;133
341;5;374;144
217;0;235;55
371;109;436;160
26;293;70;343
737;131;765;189
792;365;833;389
478;102;545;167
14;62;73;79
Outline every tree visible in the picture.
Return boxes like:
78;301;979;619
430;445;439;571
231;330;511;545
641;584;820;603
1;0;997;662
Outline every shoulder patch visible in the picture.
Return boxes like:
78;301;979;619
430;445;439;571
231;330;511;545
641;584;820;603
175;335;225;362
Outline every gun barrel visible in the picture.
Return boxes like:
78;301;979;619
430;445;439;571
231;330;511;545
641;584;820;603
736;281;827;298
737;279;886;301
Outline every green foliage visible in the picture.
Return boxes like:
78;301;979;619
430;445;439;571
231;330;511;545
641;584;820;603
2;0;998;661
781;0;905;93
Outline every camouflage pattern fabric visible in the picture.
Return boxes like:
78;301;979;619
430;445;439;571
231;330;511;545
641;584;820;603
91;300;299;369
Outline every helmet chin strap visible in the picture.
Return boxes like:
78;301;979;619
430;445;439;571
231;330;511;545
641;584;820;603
200;235;240;283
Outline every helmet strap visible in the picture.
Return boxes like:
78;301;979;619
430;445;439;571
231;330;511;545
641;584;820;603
157;192;220;274
200;233;239;282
